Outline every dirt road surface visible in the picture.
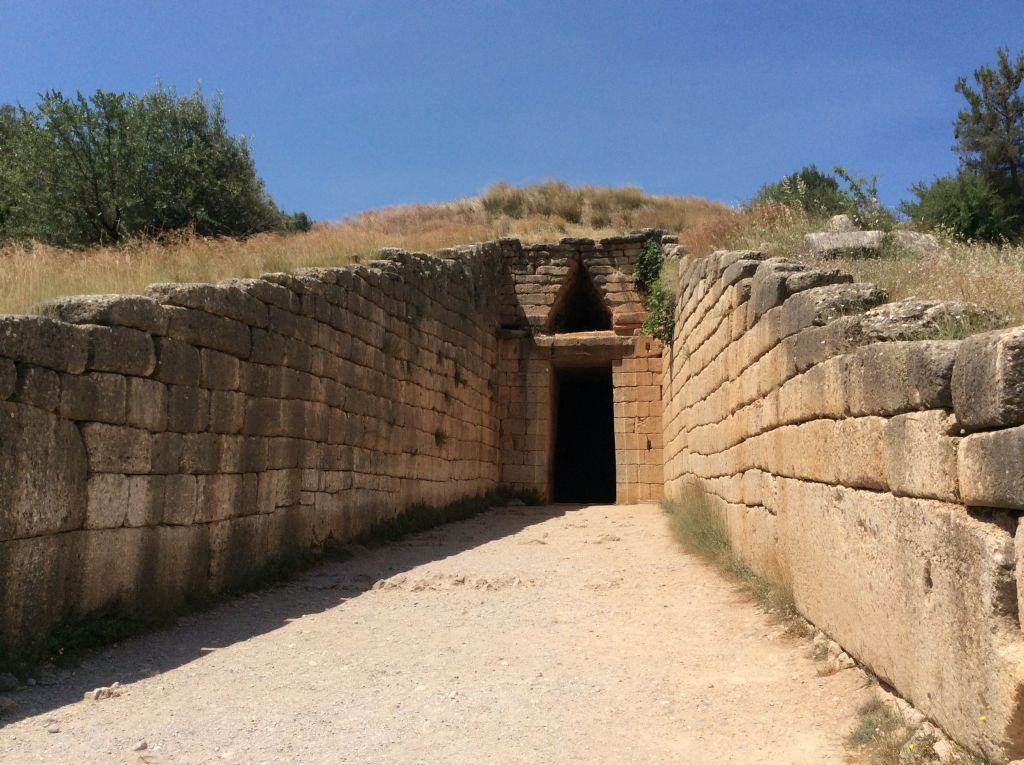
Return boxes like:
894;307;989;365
0;503;871;764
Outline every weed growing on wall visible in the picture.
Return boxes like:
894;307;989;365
636;237;677;343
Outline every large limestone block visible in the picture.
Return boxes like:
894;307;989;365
147;282;269;328
804;230;885;257
37;294;168;334
78;527;146;615
13;364;59;411
885;411;960;502
153;336;201;386
59;372;127;424
959;425;1024;509
747;260;807;327
126;377;167;432
0;357;14;399
778;283;886;339
164;306;251;359
846;341;957;416
0;316;89;373
834;417;888;491
0;401;88;539
81;423;152;474
0;532;79;653
953;327;1024;431
83;325;156;376
776;478;1024;760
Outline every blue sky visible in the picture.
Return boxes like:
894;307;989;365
3;1;1022;220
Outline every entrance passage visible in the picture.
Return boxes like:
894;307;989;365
552;366;616;503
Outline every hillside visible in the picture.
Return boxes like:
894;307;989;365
0;182;730;316
679;203;1024;324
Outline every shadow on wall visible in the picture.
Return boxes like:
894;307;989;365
0;504;581;726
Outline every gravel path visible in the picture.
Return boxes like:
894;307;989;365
0;503;871;764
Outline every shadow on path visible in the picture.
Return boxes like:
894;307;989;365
1;503;590;726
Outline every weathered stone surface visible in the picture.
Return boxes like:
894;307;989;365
60;372;126;424
959;425;1024;509
126;377;167;432
126;475;165;527
162;474;199;525
885;411;960;502
153;337;201;386
200;349;240;391
209;390;244;434
778;283;887;339
0;358;15;400
84;325;156;376
0;533;81;653
81;423;151;474
0;402;88;538
147;282;269;328
953;327;1024;431
804;230;885;258
893;230;941;255
164;306;251;358
166;386;210;433
859;299;999;342
773;478;1022;759
846;341;957;415
13;365;60;411
85;474;129;529
747;259;807;327
0;316;89;373
784;268;853;295
36;294;168;335
826;214;855;233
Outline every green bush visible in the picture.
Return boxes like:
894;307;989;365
0;85;307;246
900;173;1021;241
751;164;852;217
634;237;663;293
635;238;676;342
640;279;676;343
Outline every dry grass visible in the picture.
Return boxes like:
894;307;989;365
0;183;731;316
660;486;806;636
680;204;1024;324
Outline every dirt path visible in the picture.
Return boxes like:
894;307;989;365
0;504;871;764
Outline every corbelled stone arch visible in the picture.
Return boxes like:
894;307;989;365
544;253;611;333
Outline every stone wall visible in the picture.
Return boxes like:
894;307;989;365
0;248;505;658
661;249;1024;761
494;235;663;503
0;233;665;659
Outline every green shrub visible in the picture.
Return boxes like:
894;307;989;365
640;279;676;343
634;237;663;293
635;237;676;342
751;165;852;218
901;172;1021;241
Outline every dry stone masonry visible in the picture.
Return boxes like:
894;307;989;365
662;248;1024;761
6;229;1024;761
0;233;664;662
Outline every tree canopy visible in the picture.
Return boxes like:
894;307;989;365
954;47;1024;196
0;86;310;247
900;47;1024;241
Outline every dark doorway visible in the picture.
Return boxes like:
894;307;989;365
552;366;616;503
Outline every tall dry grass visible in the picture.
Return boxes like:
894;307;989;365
0;184;732;316
680;204;1024;324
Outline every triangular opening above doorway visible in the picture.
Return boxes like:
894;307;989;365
546;257;611;333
